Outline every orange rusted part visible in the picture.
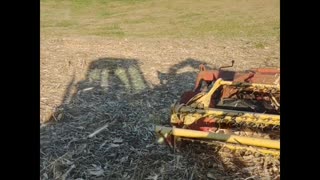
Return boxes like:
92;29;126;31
194;70;219;91
186;117;217;131
194;63;280;91
220;86;239;99
233;73;279;84
199;127;217;132
251;68;280;74
233;73;255;82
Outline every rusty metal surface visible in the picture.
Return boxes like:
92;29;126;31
194;61;280;92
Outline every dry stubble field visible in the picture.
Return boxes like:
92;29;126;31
41;0;280;179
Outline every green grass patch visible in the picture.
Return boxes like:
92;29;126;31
41;0;279;40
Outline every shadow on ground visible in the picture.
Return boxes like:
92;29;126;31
40;58;279;180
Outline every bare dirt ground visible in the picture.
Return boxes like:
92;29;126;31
40;36;279;180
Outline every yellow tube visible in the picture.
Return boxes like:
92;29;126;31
155;126;280;150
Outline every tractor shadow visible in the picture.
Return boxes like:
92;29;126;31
40;58;276;179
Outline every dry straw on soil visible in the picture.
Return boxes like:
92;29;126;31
40;38;279;180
